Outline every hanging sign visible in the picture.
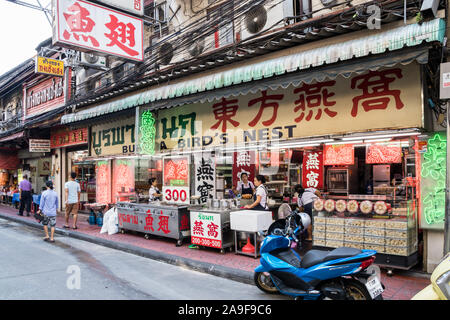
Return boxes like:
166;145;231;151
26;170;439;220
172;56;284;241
366;143;402;164
35;56;64;77
53;0;144;61
324;144;354;165
162;156;189;204
232;151;256;189
190;211;223;249
194;153;216;204
29;139;51;152
302;150;324;189
51;127;87;148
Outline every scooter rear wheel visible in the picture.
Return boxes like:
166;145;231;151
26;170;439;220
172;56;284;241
254;272;279;294
343;279;372;300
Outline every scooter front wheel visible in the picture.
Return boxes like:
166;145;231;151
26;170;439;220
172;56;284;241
254;272;279;294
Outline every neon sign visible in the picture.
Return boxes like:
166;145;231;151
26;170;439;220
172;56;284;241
421;133;446;225
139;110;156;155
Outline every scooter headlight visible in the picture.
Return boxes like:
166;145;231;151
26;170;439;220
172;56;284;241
436;270;450;300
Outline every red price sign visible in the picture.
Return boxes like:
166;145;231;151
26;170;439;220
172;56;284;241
162;186;189;204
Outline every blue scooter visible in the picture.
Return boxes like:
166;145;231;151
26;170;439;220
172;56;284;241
254;212;384;300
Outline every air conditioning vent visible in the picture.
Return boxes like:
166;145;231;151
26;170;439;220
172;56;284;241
187;34;205;57
80;52;106;68
245;5;268;34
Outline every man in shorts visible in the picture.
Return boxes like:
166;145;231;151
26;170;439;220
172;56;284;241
64;172;81;229
39;181;58;243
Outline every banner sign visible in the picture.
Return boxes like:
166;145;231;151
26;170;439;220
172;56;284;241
90;117;135;156
302;150;324;189
190;211;223;249
232;151;256;188
366;143;402;164
53;0;144;61
155;65;422;151
29;139;51;152
35;56;64;77
324;144;354;166
162;156;189;204
96;160;111;204
112;159;135;202
51;127;87;148
194;153;216;204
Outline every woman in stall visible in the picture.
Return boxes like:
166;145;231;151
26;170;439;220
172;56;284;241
148;178;162;202
234;172;255;198
244;175;268;211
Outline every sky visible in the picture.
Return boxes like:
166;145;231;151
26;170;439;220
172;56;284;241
0;1;52;76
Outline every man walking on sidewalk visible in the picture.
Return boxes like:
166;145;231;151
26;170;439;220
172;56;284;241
64;172;81;229
39;180;58;243
18;175;32;216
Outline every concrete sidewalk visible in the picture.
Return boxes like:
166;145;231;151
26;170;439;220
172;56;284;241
0;204;430;300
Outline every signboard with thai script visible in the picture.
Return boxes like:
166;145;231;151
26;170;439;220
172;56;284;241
95;0;144;16
51;127;87;148
29;139;51;153
194;153;215;204
190;211;223;249
90;117;135;156
155;65;422;151
324;144;354;166
162;156;190;204
52;0;144;61
35;56;64;77
302;150;324;189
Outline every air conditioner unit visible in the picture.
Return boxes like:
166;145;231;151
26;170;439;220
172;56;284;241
239;0;294;42
155;36;191;66
80;52;107;69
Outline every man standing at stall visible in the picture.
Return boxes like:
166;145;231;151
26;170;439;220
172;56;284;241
18;174;32;216
295;184;321;241
63;172;81;229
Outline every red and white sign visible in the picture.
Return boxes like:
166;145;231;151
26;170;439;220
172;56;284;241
95;0;144;16
366;143;402;164
190;211;222;249
162;186;189;205
232;151;256;188
53;0;144;61
302;150;324;189
324;144;354;165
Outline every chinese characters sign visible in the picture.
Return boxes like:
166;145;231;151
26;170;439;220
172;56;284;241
50;127;87;148
96;160;111;204
421;133;446;229
139;110;156;155
324;144;354;166
53;0;144;61
366;143;402;164
112;159;135;203
35;56;64;77
190;211;222;249
95;0;144;16
302;151;323;189
163;156;190;204
232;151;256;188
155;65;422;150
194;154;216;204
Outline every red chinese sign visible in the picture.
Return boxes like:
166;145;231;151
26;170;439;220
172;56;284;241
190;211;223;249
112;160;135;203
50;127;87;148
324;144;354;166
366;143;402;164
96;161;111;204
163;157;189;187
143;209;171;234
54;0;143;61
294;80;337;122
232;151;256;189
302;150;324;189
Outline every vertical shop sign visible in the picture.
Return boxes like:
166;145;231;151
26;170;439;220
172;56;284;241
96;161;111;204
194;153;215;204
421;133;446;228
232;151;256;187
302;150;324;189
190;211;222;248
162;156;189;204
139;110;156;155
112;159;135;202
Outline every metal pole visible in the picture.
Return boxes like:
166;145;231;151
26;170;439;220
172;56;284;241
445;101;450;254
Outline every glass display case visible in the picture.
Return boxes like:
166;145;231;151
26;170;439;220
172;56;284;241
326;169;349;194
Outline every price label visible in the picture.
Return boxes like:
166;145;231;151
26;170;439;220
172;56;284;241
162;186;189;204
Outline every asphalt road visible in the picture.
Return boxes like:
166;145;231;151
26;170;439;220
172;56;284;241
0;217;288;300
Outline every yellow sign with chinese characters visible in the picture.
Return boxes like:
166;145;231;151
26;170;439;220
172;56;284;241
35;56;64;77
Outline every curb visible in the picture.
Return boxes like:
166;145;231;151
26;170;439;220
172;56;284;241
0;212;254;285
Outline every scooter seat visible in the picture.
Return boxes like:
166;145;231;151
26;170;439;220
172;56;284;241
300;247;362;269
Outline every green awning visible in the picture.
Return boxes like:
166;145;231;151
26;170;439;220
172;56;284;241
62;18;446;125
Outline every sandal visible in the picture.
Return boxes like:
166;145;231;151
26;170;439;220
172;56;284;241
43;237;50;242
72;226;78;230
49;239;55;243
63;225;70;229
